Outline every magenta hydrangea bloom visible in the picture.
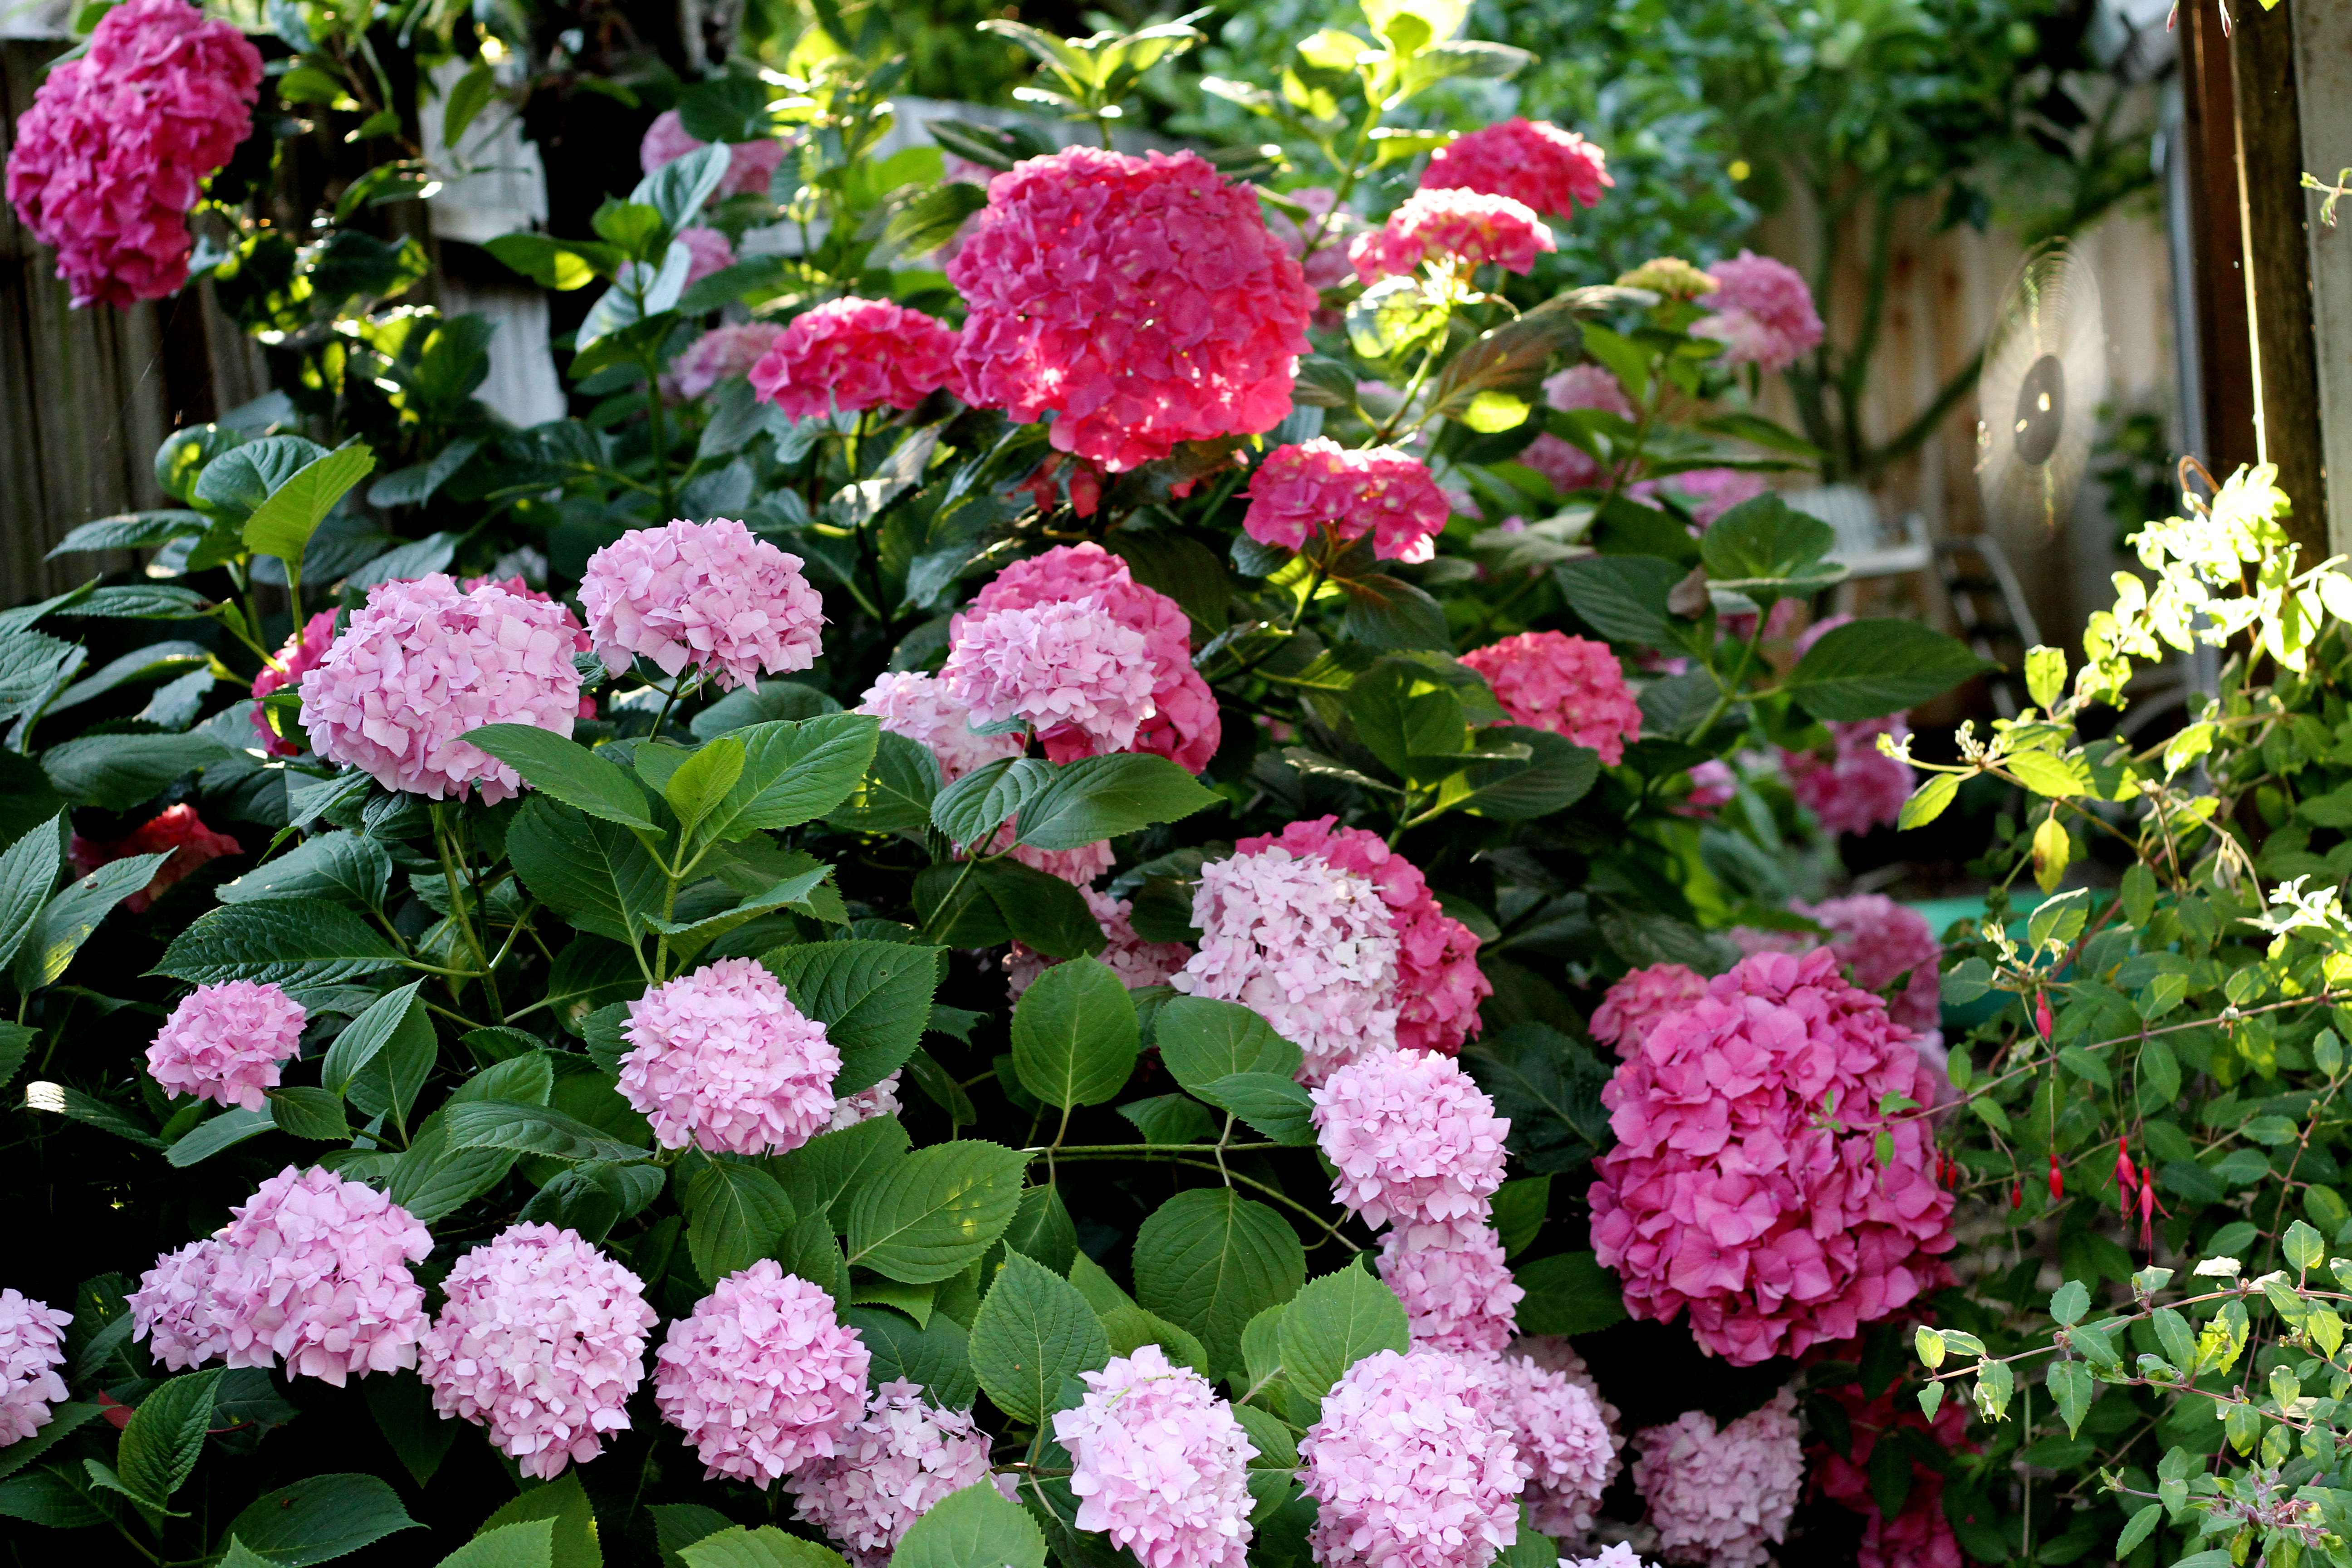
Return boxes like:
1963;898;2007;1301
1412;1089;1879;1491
300;573;585;804
1421;118;1612;220
1588;962;1707;1058
1519;365;1636;495
251;609;336;756
857;671;1027;784
1781;716;1913;838
1301;1347;1522;1568
208;1165;432;1384
656;1261;871;1485
5;0;263;308
1734;894;1941;1035
1315;1050;1509;1245
1241;439;1451;565
1350;189;1554;281
789;1379;1000;1566
1695;252;1823;375
580;518;825;691
1632;1391;1804;1568
939;598;1157;754
1459;632;1643;766
1589;949;1955;1365
0;1290;70;1445
145;980;306;1112
129;1237;232;1372
640;109;788;199
1466;1352;1617;1539
669;322;786;400
1053;1343;1258;1568
828;1070;904;1132
1379;1228;1522;1353
1008;886;1192;1000
618;957;841;1156
949;147;1314;471
750;297;964;421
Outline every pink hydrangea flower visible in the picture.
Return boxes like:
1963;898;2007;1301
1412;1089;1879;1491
857;671;1027;784
1007;838;1119;888
0;1290;70;1445
1633;468;1768;529
1008;887;1192;1000
1504;1337;1622;1437
1588;950;1955;1365
1378;1228;1522;1353
655;1261;871;1485
1588;962;1707;1058
1813;1384;1968;1568
252;610;337;756
1300;1347;1522;1568
617;957;842;1156
939;599;1157;754
1262;186;1358;294
640;109;789;199
1463;1352;1618;1540
1350;189;1554;281
1681;760;1736;813
1632;1391;1804;1568
5;0;263;308
1053;1343;1257;1568
750;297;964;421
789;1379;1000;1566
668;322;786;400
419;1223;657;1480
1519;365;1636;495
145;980;306;1112
129;1237;231;1371
1459;632;1643;765
1241;439;1451;565
71;801;241;913
678;224;735;284
1734;895;1941;1035
1695;252;1823;375
948;147;1314;471
828;1070;903;1132
580;518;825;691
299;573;585;804
208;1165;432;1385
1781;716;1913;838
1421;119;1612;219
1315;1050;1509;1245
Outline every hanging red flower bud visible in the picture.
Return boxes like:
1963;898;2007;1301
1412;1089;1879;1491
2036;993;2054;1040
2048;1151;2063;1200
2115;1138;2137;1214
2138;1176;2169;1254
2012;1180;2024;1210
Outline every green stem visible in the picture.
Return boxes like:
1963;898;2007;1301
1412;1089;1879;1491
642;344;677;522
1682;612;1770;744
1301;95;1387;259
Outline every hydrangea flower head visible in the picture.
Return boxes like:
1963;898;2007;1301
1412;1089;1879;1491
1459;632;1642;765
678;224;735;284
1520;366;1635;495
1241;439;1451;565
828;1071;904;1132
640;109;788;199
1734;895;1941;1035
1588;963;1707;1058
618;957;841;1156
949;147;1313;471
0;1290;70;1445
420;1224;657;1479
1350;189;1554;281
857;671;1028;784
1812;1383;1968;1568
1564;1550;1657;1568
129;1237;232;1371
145;980;306;1112
1696;252;1824;374
1052;1343;1258;1568
1421;119;1612;219
1300;1347;1522;1568
790;1380;1000;1566
669;322;786;400
72;802;241;913
580;518;825;691
1681;760;1737;814
939;598;1157;754
1465;1352;1618;1539
208;1165;432;1384
1504;1336;1621;1432
1379;1228;1521;1353
1315;1050;1509;1244
1781;716;1913;838
252;610;337;756
1008;887;1192;1000
750;297;964;421
1633;468;1769;529
1632;1391;1804;1568
655;1261;871;1485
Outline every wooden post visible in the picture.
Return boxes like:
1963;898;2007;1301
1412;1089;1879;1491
2296;0;2352;555
2181;0;2259;490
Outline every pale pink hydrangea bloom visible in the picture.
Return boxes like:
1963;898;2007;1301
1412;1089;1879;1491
1589;950;1955;1365
857;671;1026;784
1632;468;1768;529
208;1166;432;1384
0;1290;70;1444
1315;1050;1509;1245
419;1224;657;1479
251;610;336;756
1588;962;1707;1058
1461;1351;1618;1539
1732;894;1941;1035
580;518;825;691
129;1237;232;1371
668;322;786;400
1632;1391;1804;1568
655;1261;871;1485
1520;366;1636;495
828;1070;903;1132
949;147;1314;471
145;980;306;1112
1262;186;1358;295
1300;1347;1522;1568
789;1379;1000;1566
1007;887;1192;1000
750;297;964;421
640;109;788;199
939;599;1157;755
1506;1338;1619;1425
1565;1548;1657;1568
1421;118;1612;219
1378;1227;1522;1353
1459;632;1643;766
1351;189;1554;281
1781;716;1914;838
1241;438;1451;565
1053;1344;1258;1568
618;957;841;1156
1695;252;1823;375
299;573;585;804
678;225;735;284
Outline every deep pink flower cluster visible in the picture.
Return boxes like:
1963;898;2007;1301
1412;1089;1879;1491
618;957;841;1156
640;109;788;199
1459;632;1643;765
1632;1391;1804;1568
1300;1347;1522;1568
1007;887;1191;1000
678;225;735;284
1421;119;1612;219
655;1262;871;1485
1734;895;1941;1035
300;573;585;804
0;1290;70;1445
948;147;1313;471
1589;949;1955;1365
669;322;786;400
1695;252;1823;375
251;610;336;756
1004;835;1120;888
419;1224;656;1479
1781;716;1913;838
1813;1384;1968;1568
1588;962;1709;1058
145;980;306;1112
828;1070;904;1132
857;671;1027;784
1349;189;1554;281
1465;1352;1617;1539
130;1238;230;1370
750;297;964;421
940;599;1156;754
5;0;262;308
789;1379;1000;1566
72;801;241;914
1241;439;1451;565
580;518;824;691
1053;1344;1258;1568
1315;1050;1509;1245
1519;366;1635;495
1378;1228;1521;1353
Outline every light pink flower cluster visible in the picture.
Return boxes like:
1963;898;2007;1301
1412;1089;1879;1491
1519;366;1636;495
1004;837;1120;888
419;1224;656;1479
4;0;262;307
129;1238;230;1370
1421;119;1612;219
1681;760;1737;813
1300;1347;1522;1568
1240;439;1451;565
1316;1050;1509;1244
790;1379;999;1566
1734;895;1941;1035
300;573;585;804
0;1290;70;1445
1378;1228;1521;1353
1588;949;1955;1365
1565;1550;1657;1568
828;1070;904;1132
857;671;1027;784
1781;716;1913;838
1632;1391;1804;1568
1465;1352;1617;1539
1350;189;1554;281
1631;469;1769;529
145;980;306;1112
1505;1337;1622;1435
1588;962;1708;1058
1459;632;1643;765
678;225;735;284
618;957;841;1156
940;599;1156;754
669;322;785;400
251;610;336;756
750;297;964;421
580;518;824;692
948;147;1314;471
1695;252;1823;375
640;109;788;199
655;1262;871;1485
1007;887;1192;1000
1054;1344;1258;1568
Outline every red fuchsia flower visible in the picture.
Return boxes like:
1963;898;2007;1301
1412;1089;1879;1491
0;1290;70;1446
666;322;785;400
1421;118;1613;220
1348;188;1555;282
2048;1152;2064;1200
2036;992;2055;1039
1695;251;1825;375
2115;1137;2138;1213
145;980;304;1112
1811;1381;1969;1568
947;146;1314;472
1519;365;1636;495
5;0;263;308
1458;631;1644;765
676;224;735;284
250;610;336;756
1780;716;1914;838
1240;438;1452;564
640;108;788;200
70;802;242;913
1631;1390;1804;1568
1589;961;1709;1058
580;518;826;692
2138;1175;2169;1252
750;297;963;421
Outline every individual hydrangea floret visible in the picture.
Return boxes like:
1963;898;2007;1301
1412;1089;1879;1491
668;322;786;400
1781;716;1914;838
617;957;841;1156
1733;894;1941;1036
1315;1050;1509;1245
828;1071;904;1132
581;518;825;692
1588;962;1707;1058
1695;251;1824;375
1421;118;1612;219
857;671;1028;784
1008;887;1192;1000
655;1261;871;1485
939;599;1157;754
0;1290;71;1445
1632;1391;1804;1568
419;1223;657;1480
1459;632;1643;765
129;1237;231;1372
251;610;337;756
789;1379;1000;1566
1006;837;1119;888
208;1165;432;1384
1300;1347;1522;1568
1519;365;1635;495
1378;1227;1522;1353
1053;1343;1258;1568
750;297;965;421
72;801;241;914
640;109;787;199
1349;189;1555;281
1241;438;1451;565
949;147;1314;471
145;980;306;1112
